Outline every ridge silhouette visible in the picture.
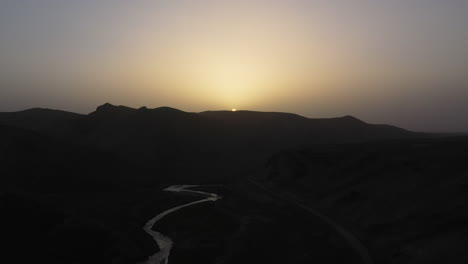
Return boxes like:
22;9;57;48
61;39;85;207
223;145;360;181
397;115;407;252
0;103;418;164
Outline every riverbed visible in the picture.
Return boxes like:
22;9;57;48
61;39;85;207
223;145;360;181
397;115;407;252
142;185;222;264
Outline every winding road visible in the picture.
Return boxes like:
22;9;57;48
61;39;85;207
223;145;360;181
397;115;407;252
142;185;222;264
247;179;374;264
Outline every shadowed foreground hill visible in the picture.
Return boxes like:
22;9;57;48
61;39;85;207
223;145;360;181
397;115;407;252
0;124;159;263
265;137;468;264
0;124;138;192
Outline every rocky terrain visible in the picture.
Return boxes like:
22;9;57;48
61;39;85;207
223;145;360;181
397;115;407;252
265;137;468;263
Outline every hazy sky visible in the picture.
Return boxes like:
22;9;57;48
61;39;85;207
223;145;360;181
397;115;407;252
1;0;467;132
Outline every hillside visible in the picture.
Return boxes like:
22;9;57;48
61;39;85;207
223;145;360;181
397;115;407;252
264;137;468;264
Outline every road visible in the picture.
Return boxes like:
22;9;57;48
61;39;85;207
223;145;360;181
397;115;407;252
247;179;374;264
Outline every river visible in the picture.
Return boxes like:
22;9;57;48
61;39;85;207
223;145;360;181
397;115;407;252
142;185;222;264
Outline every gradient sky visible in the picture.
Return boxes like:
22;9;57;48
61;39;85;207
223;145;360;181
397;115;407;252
1;0;467;132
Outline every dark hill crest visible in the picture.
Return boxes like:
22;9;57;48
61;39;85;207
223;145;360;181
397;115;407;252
0;104;419;158
93;103;136;115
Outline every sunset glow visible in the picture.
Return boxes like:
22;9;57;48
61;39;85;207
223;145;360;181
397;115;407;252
1;1;468;131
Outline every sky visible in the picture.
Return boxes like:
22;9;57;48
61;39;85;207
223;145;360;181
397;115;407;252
0;0;467;132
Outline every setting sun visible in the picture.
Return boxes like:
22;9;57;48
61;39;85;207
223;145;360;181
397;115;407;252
232;109;237;112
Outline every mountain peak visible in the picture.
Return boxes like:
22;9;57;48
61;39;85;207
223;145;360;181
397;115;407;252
152;106;184;113
95;103;116;112
339;115;366;124
94;103;135;114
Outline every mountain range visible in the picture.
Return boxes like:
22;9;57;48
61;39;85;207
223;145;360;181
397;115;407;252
0;103;418;157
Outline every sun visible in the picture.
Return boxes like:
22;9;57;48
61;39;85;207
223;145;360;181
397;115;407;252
232;109;237;112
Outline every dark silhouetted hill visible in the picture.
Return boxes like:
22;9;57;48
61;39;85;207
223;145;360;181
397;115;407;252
200;110;413;145
0;104;419;163
0;104;423;186
0;108;83;137
265;137;468;264
0;124;143;193
0;124;160;263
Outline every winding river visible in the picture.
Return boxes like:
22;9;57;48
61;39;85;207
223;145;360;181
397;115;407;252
142;185;222;264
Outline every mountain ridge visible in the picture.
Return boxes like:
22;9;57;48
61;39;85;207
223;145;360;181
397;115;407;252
0;103;406;130
0;103;419;163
